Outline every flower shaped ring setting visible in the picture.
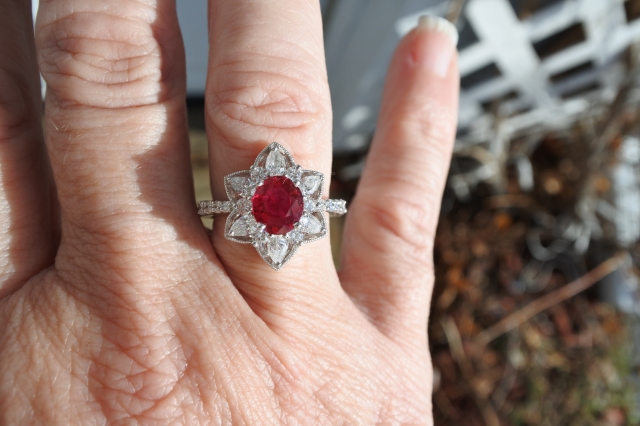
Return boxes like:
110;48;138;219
198;142;347;270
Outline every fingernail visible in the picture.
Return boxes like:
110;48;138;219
414;15;458;77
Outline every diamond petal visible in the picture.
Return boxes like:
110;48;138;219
253;234;300;270
254;143;295;170
230;216;249;237
297;211;327;243
224;171;252;201
266;149;287;175
300;213;322;234
224;211;253;243
268;236;289;264
301;175;321;195
229;177;249;193
299;171;323;198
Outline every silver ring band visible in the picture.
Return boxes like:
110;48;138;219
198;199;347;217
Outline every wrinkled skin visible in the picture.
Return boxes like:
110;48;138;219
0;0;458;424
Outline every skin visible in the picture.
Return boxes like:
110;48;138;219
0;0;458;424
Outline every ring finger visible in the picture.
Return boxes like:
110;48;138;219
206;0;340;316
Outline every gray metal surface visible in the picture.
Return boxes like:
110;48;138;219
177;2;209;96
176;0;333;96
324;0;447;153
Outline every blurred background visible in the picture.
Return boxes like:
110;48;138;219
32;0;640;424
185;1;640;425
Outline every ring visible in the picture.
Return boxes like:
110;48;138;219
198;142;347;270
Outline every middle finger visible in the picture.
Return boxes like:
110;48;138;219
36;0;203;289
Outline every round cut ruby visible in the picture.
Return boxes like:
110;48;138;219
252;176;304;235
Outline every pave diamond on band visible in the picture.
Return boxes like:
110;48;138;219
197;142;347;270
197;198;347;217
197;201;234;215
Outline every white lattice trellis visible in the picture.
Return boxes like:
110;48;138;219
456;0;640;138
395;0;640;203
388;0;640;147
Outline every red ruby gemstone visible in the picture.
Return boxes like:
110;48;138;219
252;176;304;235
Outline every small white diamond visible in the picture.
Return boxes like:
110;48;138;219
304;198;317;212
301;175;321;195
229;176;249;194
230;217;249;236
287;230;304;244
300;214;322;234
250;226;265;239
286;166;303;182
237;198;252;214
250;166;268;183
244;217;263;237
266;149;287;175
268;236;289;264
253;233;268;248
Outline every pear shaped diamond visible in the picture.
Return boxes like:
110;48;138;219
301;175;321;195
266;149;287;175
229;176;249;194
268;236;289;264
229;216;249;237
300;213;323;234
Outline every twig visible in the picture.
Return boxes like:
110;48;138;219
490;332;520;409
434;390;460;421
477;253;628;346
442;317;501;426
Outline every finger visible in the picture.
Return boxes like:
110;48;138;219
36;0;206;280
206;0;340;312
340;16;459;348
0;0;55;297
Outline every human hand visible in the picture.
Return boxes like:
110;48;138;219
0;1;458;424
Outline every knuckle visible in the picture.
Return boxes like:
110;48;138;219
414;99;457;140
37;10;165;109
417;105;457;154
207;61;331;162
389;98;457;156
359;193;436;257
